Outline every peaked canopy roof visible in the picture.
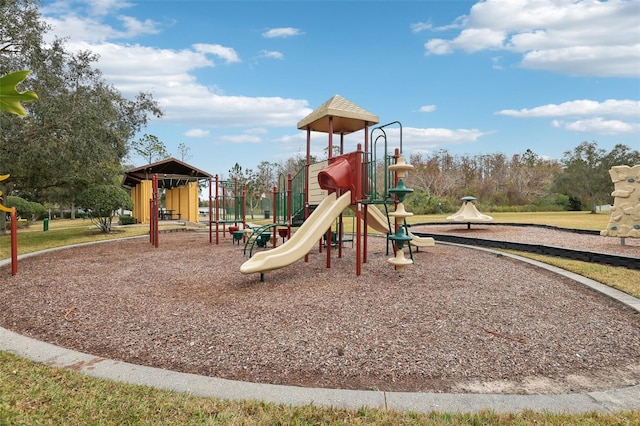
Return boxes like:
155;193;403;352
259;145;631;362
297;94;379;134
123;157;212;189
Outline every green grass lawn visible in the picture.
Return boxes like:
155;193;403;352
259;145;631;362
0;219;193;259
0;213;638;424
1;351;637;425
406;210;611;231
254;210;612;232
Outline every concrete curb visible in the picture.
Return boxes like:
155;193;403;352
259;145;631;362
2;326;639;413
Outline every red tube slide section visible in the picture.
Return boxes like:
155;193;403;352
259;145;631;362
317;157;352;192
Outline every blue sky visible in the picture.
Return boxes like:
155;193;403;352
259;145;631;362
40;0;640;177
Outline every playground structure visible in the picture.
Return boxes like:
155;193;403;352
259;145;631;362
207;175;247;245
387;155;415;272
446;196;494;229
601;164;640;244
125;96;438;267
240;95;435;279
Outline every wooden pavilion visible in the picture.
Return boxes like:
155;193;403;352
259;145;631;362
122;158;212;224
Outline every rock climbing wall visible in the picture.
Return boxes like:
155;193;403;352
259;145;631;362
601;164;640;238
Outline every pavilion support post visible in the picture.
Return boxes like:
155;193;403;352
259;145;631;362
151;174;159;248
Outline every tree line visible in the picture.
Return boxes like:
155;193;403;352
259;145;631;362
225;141;639;218
403;142;640;214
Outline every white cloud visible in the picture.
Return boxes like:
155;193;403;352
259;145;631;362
419;105;436;112
43;0;159;42
42;4;312;130
218;134;263;144
424;39;453;55
369;127;488;154
491;56;504;70
422;0;640;77
212;128;272;147
259;50;284;60
403;126;487;145
410;22;433;33
520;45;640;77
44;14;159;42
500;99;640;136
60;40;310;128
86;0;135;17
158;94;311;127
43;0;134;17
245;128;268;135
412;16;467;33
552;118;639;135
497;99;640;118
193;44;240;64
185;129;210;138
70;41;213;92
445;27;505;53
262;27;303;38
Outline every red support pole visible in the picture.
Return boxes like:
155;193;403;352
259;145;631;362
10;208;17;276
287;173;292;240
221;181;228;236
338;211;343;259
355;143;363;276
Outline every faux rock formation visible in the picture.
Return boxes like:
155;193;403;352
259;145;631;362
601;165;640;239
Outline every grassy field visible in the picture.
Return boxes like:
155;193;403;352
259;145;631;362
0;213;638;424
0;219;183;259
405;210;612;231
0;350;638;425
251;210;612;231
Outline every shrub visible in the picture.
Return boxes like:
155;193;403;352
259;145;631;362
76;185;134;233
5;196;46;222
405;190;450;214
118;215;137;225
568;196;583;211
